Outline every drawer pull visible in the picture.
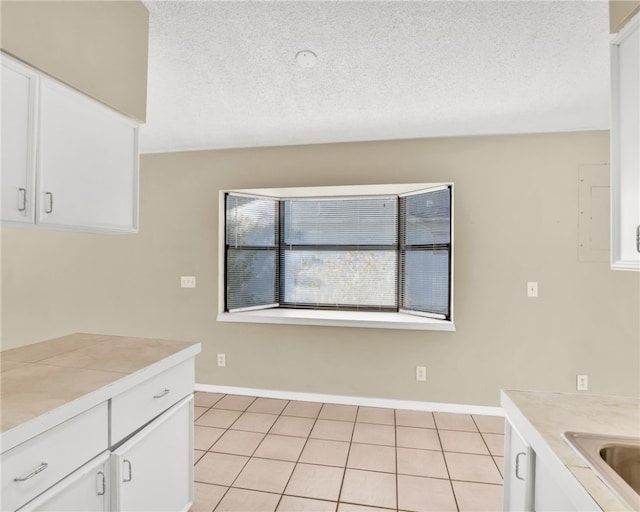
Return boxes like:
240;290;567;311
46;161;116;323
515;451;526;481
14;462;48;482
123;459;132;482
153;388;170;399
96;471;106;495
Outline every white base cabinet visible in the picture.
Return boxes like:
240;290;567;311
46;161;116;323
15;397;194;512
2;356;195;512
112;396;194;512
502;393;601;512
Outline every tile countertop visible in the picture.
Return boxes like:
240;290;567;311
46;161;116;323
501;390;640;511
1;333;201;452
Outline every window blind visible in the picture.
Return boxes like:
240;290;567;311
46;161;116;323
225;194;279;311
399;187;452;319
281;196;398;309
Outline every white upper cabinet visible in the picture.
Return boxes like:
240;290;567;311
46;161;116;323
1;53;139;234
1;56;38;224
37;77;138;232
611;14;640;271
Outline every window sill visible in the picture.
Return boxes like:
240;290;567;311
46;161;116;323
217;309;455;331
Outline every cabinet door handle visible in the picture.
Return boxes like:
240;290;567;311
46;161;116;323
96;471;106;495
515;451;526;481
14;462;48;482
17;188;27;213
154;388;170;399
636;225;639;253
123;459;132;482
44;192;54;214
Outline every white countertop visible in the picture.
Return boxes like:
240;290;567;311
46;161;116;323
502;390;639;511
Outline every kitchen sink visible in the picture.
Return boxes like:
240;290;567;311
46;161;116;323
563;431;640;510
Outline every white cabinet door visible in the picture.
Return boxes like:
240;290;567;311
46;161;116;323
1;54;38;224
18;452;110;512
611;14;640;271
503;421;534;511
111;395;193;512
37;76;139;233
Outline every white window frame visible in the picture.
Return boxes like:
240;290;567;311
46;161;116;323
217;183;455;331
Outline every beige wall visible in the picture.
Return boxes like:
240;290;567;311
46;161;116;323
2;132;638;406
0;0;148;122
610;0;640;33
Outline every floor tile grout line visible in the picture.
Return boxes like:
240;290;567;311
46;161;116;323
471;415;505;478
394;408;400;512
434;419;461;512
338;498;398;512
278;493;342;510
450;478;504;486
334;403;358;506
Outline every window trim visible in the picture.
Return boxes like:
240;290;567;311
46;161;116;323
218;183;455;331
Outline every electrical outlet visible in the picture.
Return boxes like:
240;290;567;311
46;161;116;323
181;276;196;288
416;366;427;381
217;353;226;367
577;374;588;391
527;281;538;297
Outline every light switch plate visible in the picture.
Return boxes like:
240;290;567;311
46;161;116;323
527;282;538;297
181;276;196;288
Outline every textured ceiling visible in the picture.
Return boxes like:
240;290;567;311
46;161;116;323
140;0;611;154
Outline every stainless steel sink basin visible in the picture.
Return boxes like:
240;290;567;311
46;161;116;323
563;432;640;510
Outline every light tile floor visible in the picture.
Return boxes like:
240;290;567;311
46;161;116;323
190;393;505;512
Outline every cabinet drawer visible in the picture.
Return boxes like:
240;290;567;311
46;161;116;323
1;403;108;512
111;359;194;445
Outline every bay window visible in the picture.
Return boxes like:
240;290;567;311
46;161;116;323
219;183;454;331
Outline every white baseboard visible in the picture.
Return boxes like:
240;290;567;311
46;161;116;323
194;383;504;417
